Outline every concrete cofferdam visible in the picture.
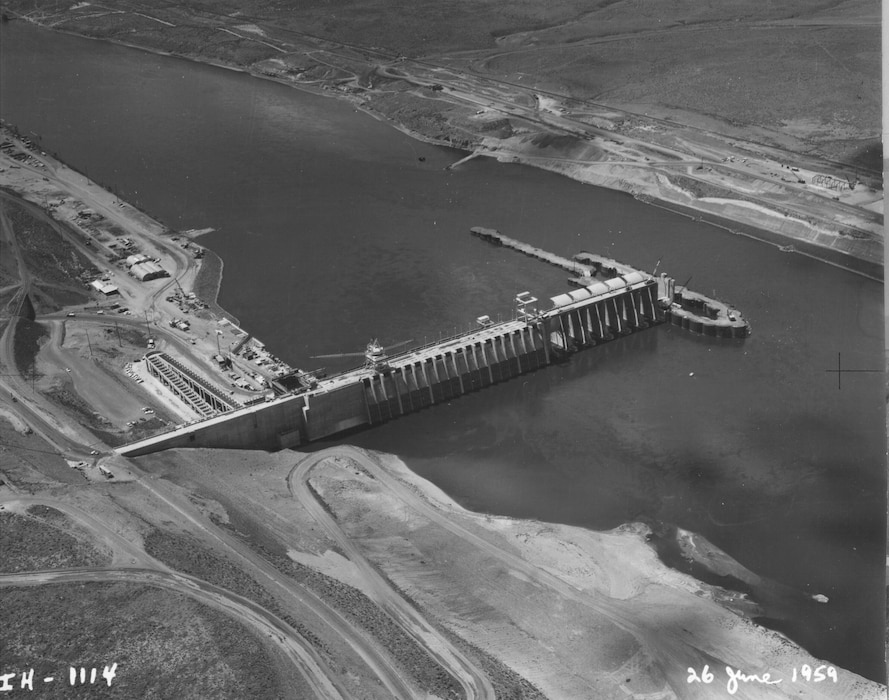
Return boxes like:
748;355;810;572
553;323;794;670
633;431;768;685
118;273;662;456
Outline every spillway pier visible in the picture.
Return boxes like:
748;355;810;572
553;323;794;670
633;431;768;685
118;228;747;456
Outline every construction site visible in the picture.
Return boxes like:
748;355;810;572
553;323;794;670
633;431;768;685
0;85;884;700
119;226;748;456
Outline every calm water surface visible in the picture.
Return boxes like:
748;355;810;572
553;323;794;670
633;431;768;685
2;21;884;681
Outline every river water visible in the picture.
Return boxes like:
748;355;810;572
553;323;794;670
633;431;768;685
2;21;884;682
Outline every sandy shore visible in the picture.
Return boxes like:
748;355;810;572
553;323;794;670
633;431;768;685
308;447;887;699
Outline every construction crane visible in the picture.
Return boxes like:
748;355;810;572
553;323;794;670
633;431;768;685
311;338;414;371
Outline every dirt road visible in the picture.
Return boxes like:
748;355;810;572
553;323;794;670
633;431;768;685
120;462;424;699
39;320;148;428
288;452;497;700
1;495;156;568
0;567;345;700
290;446;879;700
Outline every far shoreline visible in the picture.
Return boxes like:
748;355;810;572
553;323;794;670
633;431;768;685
4;16;881;283
640;196;884;282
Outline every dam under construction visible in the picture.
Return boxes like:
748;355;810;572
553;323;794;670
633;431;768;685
118;229;749;457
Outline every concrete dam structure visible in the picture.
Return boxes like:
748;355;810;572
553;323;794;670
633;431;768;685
362;269;659;424
118;230;745;457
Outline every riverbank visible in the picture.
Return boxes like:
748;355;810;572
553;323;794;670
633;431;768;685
4;14;882;281
639;196;884;282
0;126;278;419
468;136;882;277
310;447;887;699
191;249;239;326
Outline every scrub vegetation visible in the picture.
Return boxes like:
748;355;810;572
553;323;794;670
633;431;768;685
0;582;291;699
5;199;96;286
146;528;465;698
12;318;48;379
0;511;109;572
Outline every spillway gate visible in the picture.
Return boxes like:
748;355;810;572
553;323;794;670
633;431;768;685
118;241;669;456
360;271;662;425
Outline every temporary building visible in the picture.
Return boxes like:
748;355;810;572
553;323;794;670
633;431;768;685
126;253;149;268
131;261;169;281
90;279;120;295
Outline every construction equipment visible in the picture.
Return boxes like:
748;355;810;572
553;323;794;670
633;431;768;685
311;338;414;371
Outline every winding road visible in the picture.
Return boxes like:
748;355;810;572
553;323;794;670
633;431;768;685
287;446;870;699
0;567;346;700
288;451;497;700
0;487;425;699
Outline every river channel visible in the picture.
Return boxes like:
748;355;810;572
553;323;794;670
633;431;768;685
1;20;884;682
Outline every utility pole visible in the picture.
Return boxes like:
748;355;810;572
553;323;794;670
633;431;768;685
114;321;122;347
85;331;93;358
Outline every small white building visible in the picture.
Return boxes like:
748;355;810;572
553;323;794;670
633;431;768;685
90;279;119;296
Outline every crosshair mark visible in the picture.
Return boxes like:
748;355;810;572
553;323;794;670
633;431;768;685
824;352;883;390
